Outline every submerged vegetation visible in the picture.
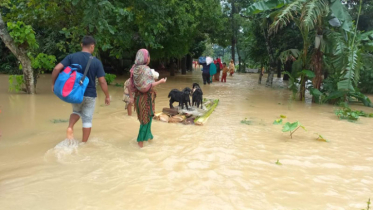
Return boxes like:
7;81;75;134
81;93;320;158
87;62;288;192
315;133;329;142
8;75;24;93
282;121;306;139
335;103;373;122
104;73;116;85
50;119;69;124
275;159;282;165
241;118;252;125
274;118;329;141
335;107;373;122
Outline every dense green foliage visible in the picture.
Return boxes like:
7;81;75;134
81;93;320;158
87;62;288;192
104;73;116;85
238;0;373;107
1;0;373;106
8;75;24;92
1;0;225;70
7;21;38;50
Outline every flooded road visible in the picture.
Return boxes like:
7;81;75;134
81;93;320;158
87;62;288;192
0;71;372;209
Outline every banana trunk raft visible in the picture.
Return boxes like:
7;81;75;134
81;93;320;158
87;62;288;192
153;99;219;125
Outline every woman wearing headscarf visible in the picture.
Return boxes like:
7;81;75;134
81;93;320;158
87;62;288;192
214;58;222;81
128;49;167;148
206;57;216;83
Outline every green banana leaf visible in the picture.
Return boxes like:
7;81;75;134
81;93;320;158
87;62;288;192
194;99;219;125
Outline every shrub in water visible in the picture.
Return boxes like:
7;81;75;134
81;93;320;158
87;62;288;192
105;73;116;85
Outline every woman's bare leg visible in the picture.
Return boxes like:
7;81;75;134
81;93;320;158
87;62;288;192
127;104;132;116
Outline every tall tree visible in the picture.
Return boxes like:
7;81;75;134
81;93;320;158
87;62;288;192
223;0;252;63
0;12;34;93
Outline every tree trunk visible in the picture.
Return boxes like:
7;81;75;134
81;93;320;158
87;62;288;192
312;48;323;90
238;56;242;73
283;60;292;81
324;70;328;80
300;76;306;101
262;25;276;87
231;2;236;62
170;59;175;76
277;59;282;78
231;40;236;63
266;68;275;87
186;54;193;71
258;64;263;84
178;58;180;72
181;56;187;75
0;12;35;94
299;43;309;101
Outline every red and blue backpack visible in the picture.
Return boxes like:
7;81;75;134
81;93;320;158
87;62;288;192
54;56;93;104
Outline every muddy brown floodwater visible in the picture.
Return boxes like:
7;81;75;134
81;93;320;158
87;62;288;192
0;71;372;210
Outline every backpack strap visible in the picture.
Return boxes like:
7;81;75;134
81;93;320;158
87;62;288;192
79;56;94;85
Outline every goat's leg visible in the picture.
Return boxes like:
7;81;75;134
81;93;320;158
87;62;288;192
169;99;174;109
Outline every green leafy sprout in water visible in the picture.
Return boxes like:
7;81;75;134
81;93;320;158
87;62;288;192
315;133;330;142
335;105;373;122
273;118;306;139
282;121;306;139
241;118;252;125
362;198;371;210
273;119;283;125
275;159;282;165
50;119;69;123
273;115;286;124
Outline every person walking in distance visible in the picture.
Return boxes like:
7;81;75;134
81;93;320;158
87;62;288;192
229;59;235;76
51;36;110;142
221;63;228;82
199;61;211;85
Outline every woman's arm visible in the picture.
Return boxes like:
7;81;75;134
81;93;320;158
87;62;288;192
152;78;167;87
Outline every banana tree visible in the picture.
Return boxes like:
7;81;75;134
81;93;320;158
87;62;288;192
247;0;355;101
269;0;352;100
323;28;373;106
318;0;373;106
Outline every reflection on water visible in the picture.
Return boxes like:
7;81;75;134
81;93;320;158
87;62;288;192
0;72;372;209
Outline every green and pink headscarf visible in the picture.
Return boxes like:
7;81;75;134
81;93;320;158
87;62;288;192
130;49;154;93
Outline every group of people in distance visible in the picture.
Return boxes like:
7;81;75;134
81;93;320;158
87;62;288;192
197;58;235;85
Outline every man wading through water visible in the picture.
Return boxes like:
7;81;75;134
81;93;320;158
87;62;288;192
51;36;110;142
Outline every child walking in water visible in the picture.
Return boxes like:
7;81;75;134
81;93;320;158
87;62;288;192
221;63;228;82
128;49;167;148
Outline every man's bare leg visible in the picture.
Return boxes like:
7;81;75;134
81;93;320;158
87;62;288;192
67;114;80;140
82;128;91;142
